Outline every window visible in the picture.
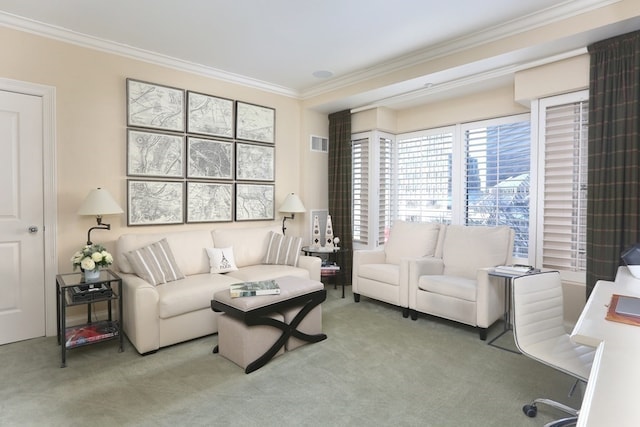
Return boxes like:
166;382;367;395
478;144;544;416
396;129;454;224
537;91;588;278
462;117;531;257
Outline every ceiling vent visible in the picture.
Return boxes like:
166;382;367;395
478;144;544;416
310;135;328;153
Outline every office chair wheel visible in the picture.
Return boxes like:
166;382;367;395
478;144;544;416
523;404;537;417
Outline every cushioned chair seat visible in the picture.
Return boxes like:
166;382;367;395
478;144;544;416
225;264;310;282
418;275;477;302
359;264;400;286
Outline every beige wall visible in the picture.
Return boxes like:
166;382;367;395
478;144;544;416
0;26;314;274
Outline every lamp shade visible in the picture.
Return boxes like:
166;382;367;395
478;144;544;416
77;188;123;216
279;193;306;213
622;243;640;279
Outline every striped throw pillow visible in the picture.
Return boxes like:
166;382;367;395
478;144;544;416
124;238;185;285
263;232;302;267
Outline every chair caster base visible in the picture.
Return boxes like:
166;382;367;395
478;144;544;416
523;404;537;418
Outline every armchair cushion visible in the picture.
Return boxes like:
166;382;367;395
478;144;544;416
441;225;512;279
418;275;476;301
384;221;440;265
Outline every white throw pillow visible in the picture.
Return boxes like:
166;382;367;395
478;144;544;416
206;247;238;273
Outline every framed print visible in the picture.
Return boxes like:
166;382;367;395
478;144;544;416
236;101;275;143
187;137;234;180
235;183;274;221
127;129;184;178
127;179;184;225
187;91;234;138
127;79;185;132
236;142;274;181
186;181;233;223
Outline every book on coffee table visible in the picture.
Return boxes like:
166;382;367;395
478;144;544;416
230;280;280;298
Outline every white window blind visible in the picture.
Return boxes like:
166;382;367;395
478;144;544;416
352;137;369;245
464;118;530;257
396;131;453;224
378;136;392;244
541;99;588;271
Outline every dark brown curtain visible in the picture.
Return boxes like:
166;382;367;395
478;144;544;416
586;30;640;297
328;110;353;286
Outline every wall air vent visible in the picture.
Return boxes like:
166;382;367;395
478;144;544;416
310;135;328;153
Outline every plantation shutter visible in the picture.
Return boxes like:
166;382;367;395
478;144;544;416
378;136;392;245
541;100;588;271
352;137;369;245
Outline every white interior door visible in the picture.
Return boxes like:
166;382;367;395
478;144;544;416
0;89;45;345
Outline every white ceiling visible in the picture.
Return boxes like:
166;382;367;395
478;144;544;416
0;0;636;111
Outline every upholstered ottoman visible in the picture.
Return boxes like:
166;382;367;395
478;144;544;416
280;304;323;351
217;312;285;370
211;275;327;373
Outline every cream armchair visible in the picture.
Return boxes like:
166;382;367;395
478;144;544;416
408;225;514;340
353;220;443;317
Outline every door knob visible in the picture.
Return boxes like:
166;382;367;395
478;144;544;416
28;226;39;233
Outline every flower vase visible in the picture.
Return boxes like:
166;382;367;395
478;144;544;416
84;269;100;282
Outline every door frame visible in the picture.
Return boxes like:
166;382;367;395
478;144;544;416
1;78;57;337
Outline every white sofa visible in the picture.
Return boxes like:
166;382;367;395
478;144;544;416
352;220;443;317
115;225;320;354
408;224;514;340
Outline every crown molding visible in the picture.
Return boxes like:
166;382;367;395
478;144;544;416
0;11;299;98
302;0;619;99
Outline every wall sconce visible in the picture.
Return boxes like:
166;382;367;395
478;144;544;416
77;188;123;245
278;193;306;235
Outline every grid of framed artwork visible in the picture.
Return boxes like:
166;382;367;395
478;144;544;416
125;78;275;225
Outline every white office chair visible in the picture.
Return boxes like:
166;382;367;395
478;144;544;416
511;271;596;427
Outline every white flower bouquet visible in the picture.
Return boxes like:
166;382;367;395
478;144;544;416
71;243;114;271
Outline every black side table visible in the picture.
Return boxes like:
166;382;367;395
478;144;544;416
302;246;346;298
56;269;123;367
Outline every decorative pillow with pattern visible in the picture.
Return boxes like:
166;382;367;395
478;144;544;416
124;238;185;286
205;247;238;273
263;231;302;267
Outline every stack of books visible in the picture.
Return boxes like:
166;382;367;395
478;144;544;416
493;264;535;275
229;280;280;298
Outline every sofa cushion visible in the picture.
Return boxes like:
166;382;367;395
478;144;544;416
384;220;440;265
442;225;512;279
419;275;477;302
264;231;302;266
156;273;238;319
206;247;238;273
226;264;310;282
124;238;185;286
358;263;400;286
212;226;281;268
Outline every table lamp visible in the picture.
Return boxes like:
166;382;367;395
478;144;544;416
77;187;123;245
279;193;305;235
621;243;640;279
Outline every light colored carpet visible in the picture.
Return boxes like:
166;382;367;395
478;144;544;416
0;286;583;426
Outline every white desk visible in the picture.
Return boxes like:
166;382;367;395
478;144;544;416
571;267;640;427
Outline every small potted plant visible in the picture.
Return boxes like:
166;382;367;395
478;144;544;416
71;244;114;281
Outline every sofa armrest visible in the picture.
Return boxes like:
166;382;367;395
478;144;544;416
120;272;161;354
298;255;321;282
475;267;505;328
352;249;386;293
